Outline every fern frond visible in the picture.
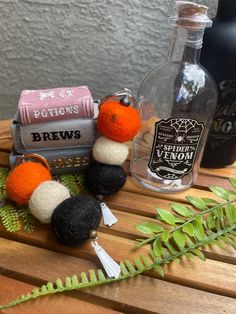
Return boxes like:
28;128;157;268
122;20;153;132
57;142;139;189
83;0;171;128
0;167;9;201
18;207;35;233
58;173;85;196
1;221;235;310
74;172;85;191
0;203;21;232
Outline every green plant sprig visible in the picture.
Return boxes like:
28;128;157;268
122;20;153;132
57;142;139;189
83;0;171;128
0;180;236;309
135;198;236;248
134;180;236;253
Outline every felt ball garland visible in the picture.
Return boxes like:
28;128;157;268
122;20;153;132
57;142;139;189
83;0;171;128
85;90;140;227
5;89;140;279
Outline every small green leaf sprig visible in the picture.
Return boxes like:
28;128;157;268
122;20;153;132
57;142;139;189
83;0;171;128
134;178;236;255
0;178;235;309
58;173;85;196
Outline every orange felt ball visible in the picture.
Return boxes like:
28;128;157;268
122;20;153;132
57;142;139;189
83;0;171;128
97;100;141;142
6;162;52;205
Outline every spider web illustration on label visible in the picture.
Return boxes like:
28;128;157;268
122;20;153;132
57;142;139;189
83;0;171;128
148;118;204;180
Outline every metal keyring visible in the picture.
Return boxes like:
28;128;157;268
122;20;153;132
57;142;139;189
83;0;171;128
15;153;50;171
98;88;137;109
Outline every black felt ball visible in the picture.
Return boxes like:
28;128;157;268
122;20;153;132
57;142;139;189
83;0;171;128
51;195;101;246
85;162;127;195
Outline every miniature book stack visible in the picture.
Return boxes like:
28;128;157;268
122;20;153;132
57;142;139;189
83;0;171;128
9;86;98;174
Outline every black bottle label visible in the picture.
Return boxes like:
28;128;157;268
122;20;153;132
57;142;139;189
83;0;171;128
148;118;204;180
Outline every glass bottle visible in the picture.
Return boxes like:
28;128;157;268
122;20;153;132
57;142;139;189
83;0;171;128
200;0;236;168
131;1;217;193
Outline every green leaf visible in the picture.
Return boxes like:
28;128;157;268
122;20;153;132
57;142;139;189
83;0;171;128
182;223;195;237
124;260;136;274
173;230;186;247
153;239;163;257
225;204;236;223
164;242;177;255
170;203;193;217
46;282;54;292
120;262;129;276
161;230;170;242
186;196;207;210
156;208;176;225
173;216;185;224
185;252;195;259
72;274;80;287
133;257;144;271
154;264;164;277
201;198;219;206
219;235;234;245
190;249;206;261
206;213;215;229
56;279;64;290
209;186;229;201
135;222;163;234
227;190;236;200
193;217;205;241
229;178;236;189
214;206;224;227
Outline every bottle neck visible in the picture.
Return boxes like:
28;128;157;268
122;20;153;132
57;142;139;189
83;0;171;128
168;27;204;64
216;0;236;20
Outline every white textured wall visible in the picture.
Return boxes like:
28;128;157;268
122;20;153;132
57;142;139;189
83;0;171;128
0;0;217;119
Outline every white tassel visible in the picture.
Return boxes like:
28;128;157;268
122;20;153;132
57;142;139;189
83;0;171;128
91;240;121;279
100;202;118;227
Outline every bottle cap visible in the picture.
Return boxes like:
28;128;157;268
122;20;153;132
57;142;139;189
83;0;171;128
170;1;212;29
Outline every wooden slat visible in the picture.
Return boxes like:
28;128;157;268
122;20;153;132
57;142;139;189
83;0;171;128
0;119;12;152
200;164;236;179
0;276;123;314
0;224;235;298
0;151;10;167
0;238;236;314
195;173;233;190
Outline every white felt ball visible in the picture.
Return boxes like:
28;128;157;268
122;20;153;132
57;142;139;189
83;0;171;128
92;136;129;165
29;181;70;224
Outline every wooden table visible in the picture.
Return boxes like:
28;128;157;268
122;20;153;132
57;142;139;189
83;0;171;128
0;119;236;314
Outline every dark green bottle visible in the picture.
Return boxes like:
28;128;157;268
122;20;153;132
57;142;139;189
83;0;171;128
200;0;236;168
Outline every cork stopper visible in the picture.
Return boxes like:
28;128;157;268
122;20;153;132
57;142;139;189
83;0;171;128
171;1;212;29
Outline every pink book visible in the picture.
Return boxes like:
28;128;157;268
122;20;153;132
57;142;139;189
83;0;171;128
18;86;94;124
